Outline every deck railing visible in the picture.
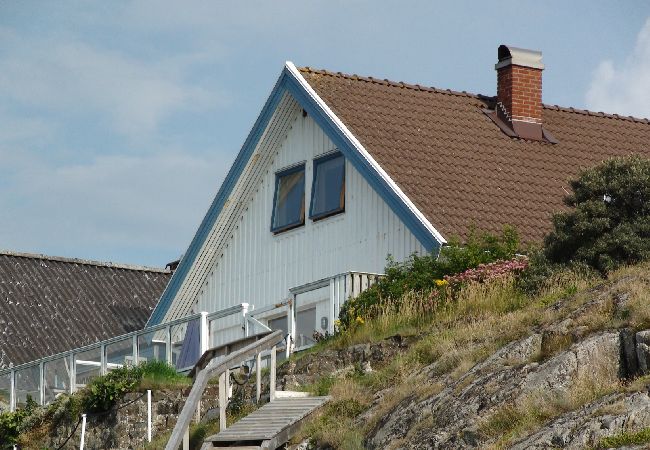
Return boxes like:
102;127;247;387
0;305;248;413
0;271;383;413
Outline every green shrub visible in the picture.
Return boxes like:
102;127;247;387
596;427;650;448
338;227;520;329
0;409;29;446
545;155;650;274
82;365;143;413
82;360;184;413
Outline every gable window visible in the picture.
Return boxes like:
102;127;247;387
310;152;345;220
271;163;305;233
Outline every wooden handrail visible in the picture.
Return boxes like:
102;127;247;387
165;330;283;450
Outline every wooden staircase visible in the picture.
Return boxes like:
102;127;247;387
202;395;330;449
165;330;330;450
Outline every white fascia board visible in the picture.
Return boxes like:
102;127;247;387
285;61;447;246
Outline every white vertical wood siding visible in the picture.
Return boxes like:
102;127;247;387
193;111;426;316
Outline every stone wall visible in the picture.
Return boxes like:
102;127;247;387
34;385;221;450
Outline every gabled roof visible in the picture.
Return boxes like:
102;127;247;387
298;67;650;243
0;251;171;367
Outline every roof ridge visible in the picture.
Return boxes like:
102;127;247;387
298;66;650;125
299;66;482;100
0;249;171;273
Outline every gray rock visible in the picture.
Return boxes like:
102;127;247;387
620;328;639;378
511;392;650;449
637;342;650;374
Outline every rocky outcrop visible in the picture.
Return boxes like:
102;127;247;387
511;392;650;449
287;275;650;449
364;331;624;449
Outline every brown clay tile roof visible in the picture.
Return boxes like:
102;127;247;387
299;67;650;243
0;251;171;368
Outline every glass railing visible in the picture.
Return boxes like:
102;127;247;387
0;305;247;412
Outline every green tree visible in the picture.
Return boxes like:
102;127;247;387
545;155;650;273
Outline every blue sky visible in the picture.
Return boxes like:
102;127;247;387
0;1;648;267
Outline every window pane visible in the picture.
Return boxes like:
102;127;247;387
138;330;168;364
44;357;70;405
15;365;40;407
273;167;305;231
311;154;344;218
296;307;317;348
75;347;101;387
106;338;134;371
171;319;200;370
268;316;288;337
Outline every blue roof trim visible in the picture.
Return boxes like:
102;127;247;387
147;70;291;326
147;65;443;326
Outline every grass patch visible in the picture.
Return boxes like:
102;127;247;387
596;427;650;449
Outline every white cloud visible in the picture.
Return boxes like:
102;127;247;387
586;18;650;119
0;27;223;140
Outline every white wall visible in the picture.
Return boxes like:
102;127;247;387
192;110;427;321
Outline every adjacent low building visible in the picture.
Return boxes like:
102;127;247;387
0;251;171;369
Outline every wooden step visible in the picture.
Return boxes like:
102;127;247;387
204;396;330;449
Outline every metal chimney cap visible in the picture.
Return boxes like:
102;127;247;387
495;44;544;70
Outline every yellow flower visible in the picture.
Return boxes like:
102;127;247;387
334;319;341;327
435;279;448;287
355;316;365;325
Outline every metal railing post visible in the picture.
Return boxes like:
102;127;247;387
100;343;107;375
80;414;87;450
132;335;139;366
200;311;209;355
165;325;172;364
329;277;336;335
241;303;250;337
70;354;76;394
39;361;44;406
9;369;15;412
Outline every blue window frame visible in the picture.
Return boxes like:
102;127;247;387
310;152;345;220
271;163;306;233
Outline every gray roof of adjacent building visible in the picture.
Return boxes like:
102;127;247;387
0;250;172;368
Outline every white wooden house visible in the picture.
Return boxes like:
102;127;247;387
146;44;650;352
146;62;444;350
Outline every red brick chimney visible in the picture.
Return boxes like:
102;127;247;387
495;44;545;140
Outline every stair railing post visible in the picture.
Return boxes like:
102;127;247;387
286;294;296;358
147;389;152;442
256;351;262;403
219;371;227;431
183;427;189;450
270;345;277;402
